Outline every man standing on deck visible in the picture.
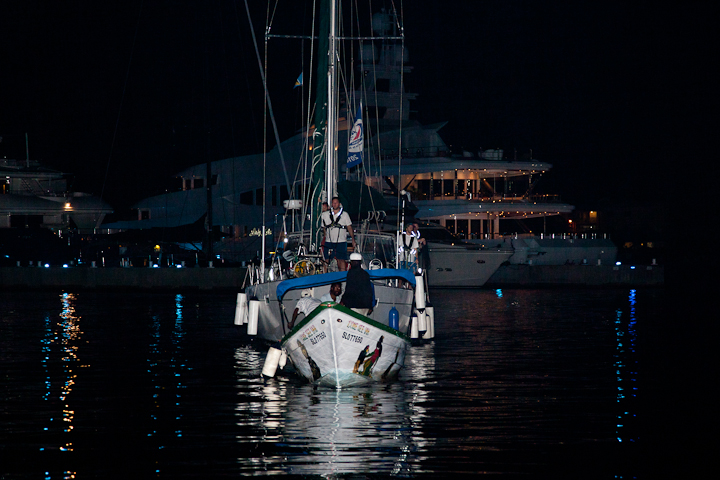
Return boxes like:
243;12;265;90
399;223;419;273
340;253;374;315
412;222;428;270
321;197;356;271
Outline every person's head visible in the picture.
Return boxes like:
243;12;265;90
413;222;420;231
406;223;414;233
330;282;343;296
321;201;329;212
331;197;341;210
349;252;362;268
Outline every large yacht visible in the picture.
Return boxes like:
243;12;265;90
101;11;589;285
0;156;112;232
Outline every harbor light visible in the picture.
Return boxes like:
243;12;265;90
44;264;50;268
616;261;622;266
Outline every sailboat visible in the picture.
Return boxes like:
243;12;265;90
239;1;426;387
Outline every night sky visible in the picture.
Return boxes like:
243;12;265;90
1;1;704;230
2;3;711;467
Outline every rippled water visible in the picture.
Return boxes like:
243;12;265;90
0;288;664;478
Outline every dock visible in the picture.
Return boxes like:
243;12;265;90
0;263;663;291
0;266;248;292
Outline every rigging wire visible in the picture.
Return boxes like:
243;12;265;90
396;0;405;233
364;0;387;229
214;0;237;252
99;0;145;212
246;1;409;268
244;0;292;194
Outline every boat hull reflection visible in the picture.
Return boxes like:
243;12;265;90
234;340;437;476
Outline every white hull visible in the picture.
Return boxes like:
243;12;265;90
426;244;512;287
245;275;415;344
493;235;618;266
282;304;410;387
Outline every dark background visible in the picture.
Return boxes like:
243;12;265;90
0;2;713;467
1;1;707;243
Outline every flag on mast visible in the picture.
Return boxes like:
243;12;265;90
347;103;363;168
294;72;303;89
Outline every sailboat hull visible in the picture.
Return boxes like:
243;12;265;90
244;274;415;344
282;303;410;387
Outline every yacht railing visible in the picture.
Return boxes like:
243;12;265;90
376;146;536;161
410;193;564;203
466;232;612;241
378;146;451;159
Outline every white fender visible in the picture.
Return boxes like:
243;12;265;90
247;300;260;335
415;308;427;333
414;275;426;309
410;312;419;339
279;350;287;370
234;293;247;325
423;306;435;339
262;346;282;378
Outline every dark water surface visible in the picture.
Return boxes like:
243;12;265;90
1;288;667;478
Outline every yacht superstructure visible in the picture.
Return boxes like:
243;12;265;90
1;157;112;232
102;8;585;283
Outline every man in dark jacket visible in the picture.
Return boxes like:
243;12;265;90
340;253;374;315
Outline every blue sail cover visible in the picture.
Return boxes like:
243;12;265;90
276;269;416;299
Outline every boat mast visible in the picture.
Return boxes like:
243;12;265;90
326;0;338;203
309;0;331;251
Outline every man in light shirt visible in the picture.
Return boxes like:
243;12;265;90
321;197;356;271
399;223;419;273
289;289;321;329
320;282;343;303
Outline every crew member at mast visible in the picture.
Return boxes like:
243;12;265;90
321;197;356;271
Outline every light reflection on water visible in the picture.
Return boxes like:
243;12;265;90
233;343;437;477
147;293;189;471
0;289;663;478
615;289;639;443
40;293;82;454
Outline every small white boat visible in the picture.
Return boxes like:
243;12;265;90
244;268;418;387
282;302;410;387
